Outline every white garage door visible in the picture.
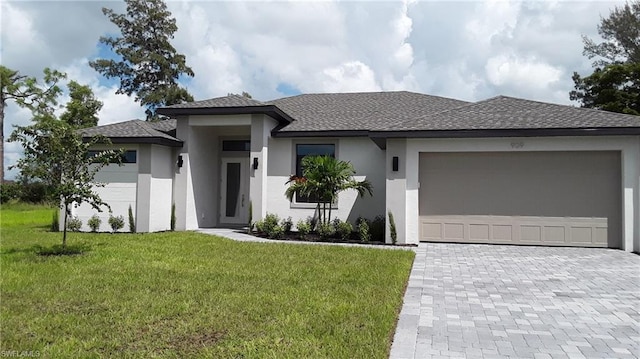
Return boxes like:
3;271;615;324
419;151;621;248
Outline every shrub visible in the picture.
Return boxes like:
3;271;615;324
0;182;21;203
296;219;311;240
108;215;125;233
281;217;293;233
88;214;102;232
170;203;176;231
358;218;371;242
50;209;60;232
269;225;285;239
256;213;281;239
66;216;82;232
335;219;353;240
388;211;397;244
128;205;135;233
370;215;385;242
248;201;253;233
317;222;336;240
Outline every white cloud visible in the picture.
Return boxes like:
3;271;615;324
1;0;630;178
318;61;381;93
485;53;562;90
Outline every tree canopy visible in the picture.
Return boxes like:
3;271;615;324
571;1;640;115
285;156;373;225
0;66;66;181
90;0;194;119
60;81;103;129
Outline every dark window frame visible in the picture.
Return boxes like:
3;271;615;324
87;150;137;164
294;143;336;203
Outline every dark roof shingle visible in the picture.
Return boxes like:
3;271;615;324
81;119;182;147
162;94;265;108
268;91;469;132
382;96;640;131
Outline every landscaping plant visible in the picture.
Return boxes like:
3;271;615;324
128;204;135;233
296;219;311;240
358;218;371;242
285;155;372;225
389;211;397;244
108;215;125;233
335;219;353;240
66;216;82;232
88;214;101;232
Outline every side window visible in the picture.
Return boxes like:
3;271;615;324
87;150;137;164
295;144;335;203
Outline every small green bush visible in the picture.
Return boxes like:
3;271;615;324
88;214;101;232
170;203;176;231
128;205;135;233
296;219;311;240
358;218;371;242
256;213;282;239
335;219;353;240
108;215;125;233
388;211;397;244
370;215;385;242
50;209;60;232
67;216;82;232
317;222;336;240
281;217;293;233
0;182;21;203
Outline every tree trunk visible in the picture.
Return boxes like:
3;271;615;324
62;204;68;248
328;201;332;224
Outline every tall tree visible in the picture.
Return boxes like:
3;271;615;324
9;112;121;247
0;67;66;181
90;0;194;120
571;1;640;114
60;81;103;129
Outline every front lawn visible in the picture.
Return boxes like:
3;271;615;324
0;204;414;358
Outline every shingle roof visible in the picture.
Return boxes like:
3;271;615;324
81;119;182;147
95;92;640;142
382;96;640;131
268;91;469;132
162;94;265;108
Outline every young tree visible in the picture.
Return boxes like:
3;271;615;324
90;0;194;120
571;1;640;114
60;80;103;128
8;113;121;248
285;156;373;225
0;66;66;181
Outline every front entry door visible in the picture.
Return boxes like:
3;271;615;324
220;158;250;224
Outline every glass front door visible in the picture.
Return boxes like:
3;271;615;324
220;158;249;224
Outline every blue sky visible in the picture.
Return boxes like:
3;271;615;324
1;0;626;179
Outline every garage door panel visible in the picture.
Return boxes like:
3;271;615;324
421;215;609;247
419;152;620;248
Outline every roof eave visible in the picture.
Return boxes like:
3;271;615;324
370;127;640;139
157;105;293;125
83;136;183;148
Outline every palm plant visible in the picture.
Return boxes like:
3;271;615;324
285;155;373;225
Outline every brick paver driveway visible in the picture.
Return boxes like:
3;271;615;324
390;243;640;359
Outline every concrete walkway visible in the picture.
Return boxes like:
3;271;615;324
197;228;412;250
390;243;640;359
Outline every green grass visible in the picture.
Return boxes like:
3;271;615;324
1;204;415;358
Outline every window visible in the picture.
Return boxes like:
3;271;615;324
295;144;335;203
87;150;137;164
222;140;250;152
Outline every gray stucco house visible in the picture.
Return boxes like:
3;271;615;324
76;91;640;252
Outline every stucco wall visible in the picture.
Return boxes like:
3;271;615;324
69;145;138;233
264;137;386;228
386;135;640;252
148;145;174;232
